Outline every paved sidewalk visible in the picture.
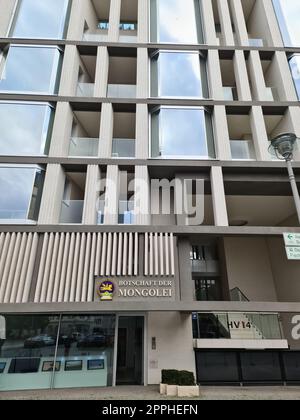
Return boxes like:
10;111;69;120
1;385;300;400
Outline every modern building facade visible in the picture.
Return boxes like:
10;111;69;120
2;0;300;390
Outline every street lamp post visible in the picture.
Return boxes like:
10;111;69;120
269;133;300;225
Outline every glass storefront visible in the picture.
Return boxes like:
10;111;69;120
0;314;116;391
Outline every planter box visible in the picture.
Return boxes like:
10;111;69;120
166;385;178;397
160;384;167;395
177;386;200;398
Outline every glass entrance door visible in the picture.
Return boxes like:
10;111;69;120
116;316;144;385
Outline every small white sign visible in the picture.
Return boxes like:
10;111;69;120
284;233;300;247
286;247;300;260
0;316;5;340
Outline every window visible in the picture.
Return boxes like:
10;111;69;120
0;314;116;391
273;0;300;47
119;22;137;31
151;51;208;98
9;0;70;39
151;107;215;159
0;102;54;156
150;0;204;44
0;45;62;94
289;55;300;100
98;21;109;30
0;165;45;223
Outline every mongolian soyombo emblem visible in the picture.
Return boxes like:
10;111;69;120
97;281;115;301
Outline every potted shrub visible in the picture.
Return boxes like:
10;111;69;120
160;370;199;397
177;371;199;398
160;370;179;396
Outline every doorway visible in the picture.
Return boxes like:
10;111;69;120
116;316;144;385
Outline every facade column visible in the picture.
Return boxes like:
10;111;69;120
137;0;148;43
59;45;80;96
38;165;66;225
94;46;109;98
248;51;268;101
213;106;231;160
108;0;121;42
250;106;271;161
82;165;101;225
207;50;224;100
134;166;151;225
99;103;114;158
178;238;194;302
233;50;252;101
49;102;73;157
280;107;300;162
0;0;16;37
66;0;85;41
273;52;298;101
259;0;284;47
136;104;149;159
211;166;229;227
200;0;218;45
217;0;235;46
229;0;249;46
104;166;119;225
136;48;149;99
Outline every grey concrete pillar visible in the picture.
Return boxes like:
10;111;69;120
274;52;298;101
104;166;119;225
211;167;229;227
233;50;252;101
178;238;194;302
136;104;149;159
66;0;85;41
138;0;148;43
217;0;235;46
201;0;218;45
248;51;268;101
207;50;224;100
136;48;149;99
108;0;121;42
94;46;109;98
0;0;17;37
99;103;114;158
134;166;151;225
213;106;231;160
82;165;101;225
250;106;272;161
229;0;249;46
59;45;80;96
38;165;66;225
49;102;73;158
260;0;284;47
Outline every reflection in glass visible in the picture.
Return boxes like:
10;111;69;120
289;55;300;100
0;166;45;222
0;46;62;94
9;0;70;39
150;0;203;44
0;314;116;391
273;0;300;47
151;107;215;159
0;315;57;390
0;102;54;156
151;51;208;98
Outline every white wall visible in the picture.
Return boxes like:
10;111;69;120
267;237;300;302
224;237;278;301
147;312;195;384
